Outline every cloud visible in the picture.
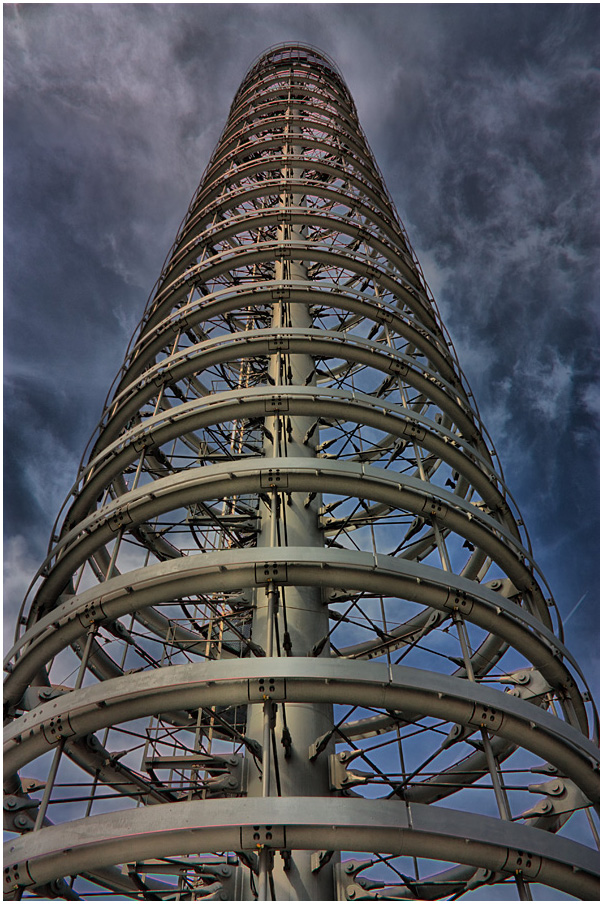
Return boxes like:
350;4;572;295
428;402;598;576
580;381;599;420
513;349;575;423
3;536;41;651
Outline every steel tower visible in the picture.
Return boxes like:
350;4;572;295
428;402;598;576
4;44;599;902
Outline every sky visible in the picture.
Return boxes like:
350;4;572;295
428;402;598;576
4;1;599;712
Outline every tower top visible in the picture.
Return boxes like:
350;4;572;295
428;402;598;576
232;42;353;112
244;41;344;78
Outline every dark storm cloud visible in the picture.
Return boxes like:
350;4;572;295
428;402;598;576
4;4;599;686
360;5;600;677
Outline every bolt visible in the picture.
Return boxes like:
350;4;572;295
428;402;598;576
14;815;29;829
347;887;356;899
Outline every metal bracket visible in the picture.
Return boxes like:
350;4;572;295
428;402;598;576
77;599;109;628
402;420;426;441
204;759;244;796
375;305;393;324
421;497;449;520
142;753;244;795
329;751;373;791
255;562;288;584
108;506;133;531
530;761;560;777
132;431;154;453
497;668;554;704
260;469;289;489
190;882;233;900
521;777;590;831
21;777;46;794
484;577;520;598
308;732;330;762
41;712;76;746
240;823;286;850
440;721;478;750
334;861;374;900
236;850;259;873
264;395;289;412
311;849;334;873
3;861;34;893
3;795;39;814
443;588;474;616
21;685;69;710
248;677;286;702
500;848;542;880
388;359;409;377
268;335;290;351
4;795;39;833
468;703;504;732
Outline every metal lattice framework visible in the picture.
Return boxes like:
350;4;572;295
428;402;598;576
4;43;599;902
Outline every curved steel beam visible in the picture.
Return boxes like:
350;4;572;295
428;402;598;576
30;458;546;629
101;329;481;457
188;156;400;247
8;544;586;728
119;281;457;400
168;204;426;294
62;386;519;544
5;658;597;801
173;173;404;266
3;796;598;899
143;238;438;337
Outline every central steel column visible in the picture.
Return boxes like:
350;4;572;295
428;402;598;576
246;97;335;900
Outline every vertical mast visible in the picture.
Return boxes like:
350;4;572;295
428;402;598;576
247;87;335;898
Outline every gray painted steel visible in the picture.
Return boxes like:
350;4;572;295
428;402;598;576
4;798;598;899
4;42;598;902
5;659;598;800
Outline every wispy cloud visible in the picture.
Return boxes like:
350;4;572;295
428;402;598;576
513;349;575;423
3;535;40;650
